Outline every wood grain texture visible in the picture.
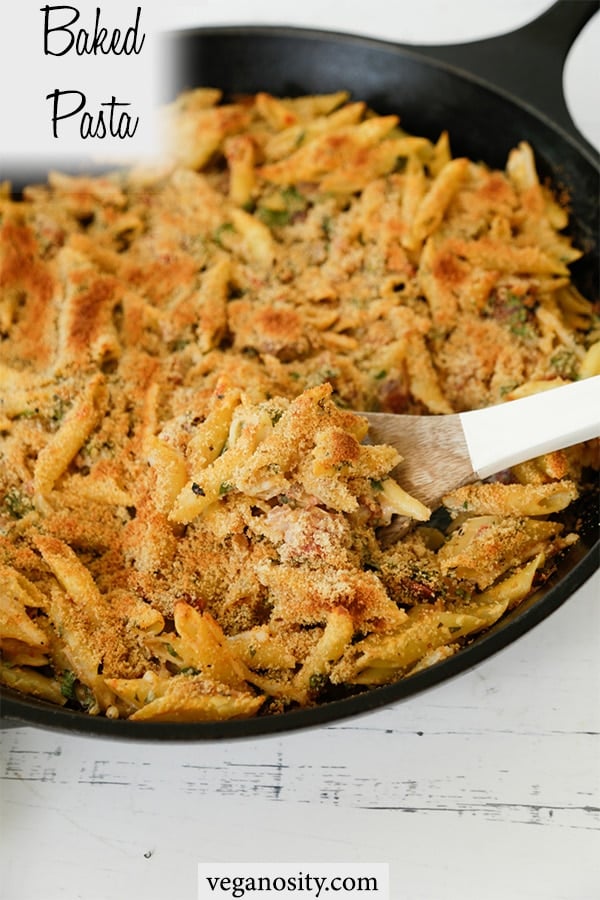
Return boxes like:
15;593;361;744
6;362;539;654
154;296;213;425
363;411;474;508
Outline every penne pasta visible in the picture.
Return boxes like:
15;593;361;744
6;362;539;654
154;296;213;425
0;88;594;723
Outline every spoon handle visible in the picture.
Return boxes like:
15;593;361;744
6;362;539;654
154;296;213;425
460;377;600;480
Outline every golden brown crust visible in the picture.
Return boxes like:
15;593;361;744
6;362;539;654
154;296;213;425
0;89;597;721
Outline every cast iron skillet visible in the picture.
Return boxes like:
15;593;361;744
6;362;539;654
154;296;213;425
1;0;598;739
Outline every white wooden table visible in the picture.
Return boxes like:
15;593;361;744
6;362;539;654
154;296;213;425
1;3;598;899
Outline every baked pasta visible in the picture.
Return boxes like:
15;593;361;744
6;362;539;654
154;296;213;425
0;89;598;721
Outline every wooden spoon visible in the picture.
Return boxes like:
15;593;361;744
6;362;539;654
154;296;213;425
362;377;600;512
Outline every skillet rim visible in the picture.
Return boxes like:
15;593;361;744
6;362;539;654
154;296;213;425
163;22;600;170
1;540;596;740
1;23;598;739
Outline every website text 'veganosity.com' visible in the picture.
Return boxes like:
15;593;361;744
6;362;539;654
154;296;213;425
198;864;390;899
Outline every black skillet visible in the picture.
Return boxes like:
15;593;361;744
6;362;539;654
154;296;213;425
1;0;598;739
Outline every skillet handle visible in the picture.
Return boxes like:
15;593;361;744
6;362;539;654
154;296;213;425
405;0;598;156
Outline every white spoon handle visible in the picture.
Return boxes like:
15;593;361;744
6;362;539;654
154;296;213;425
459;377;600;480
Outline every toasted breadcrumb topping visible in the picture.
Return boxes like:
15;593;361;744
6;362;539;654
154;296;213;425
0;89;597;721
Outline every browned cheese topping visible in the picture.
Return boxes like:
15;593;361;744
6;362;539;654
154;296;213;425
0;89;598;721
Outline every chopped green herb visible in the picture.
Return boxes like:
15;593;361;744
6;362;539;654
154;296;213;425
268;408;284;425
333;460;351;471
281;186;305;205
258;185;308;228
503;294;533;337
374;370;387;381
550;348;578;379
508;309;532;338
50;395;67;423
60;670;77;701
257;207;291;228
213;222;234;246
369;479;384;492
3;487;34;519
219;481;233;496
170;338;190;352
485;292;535;338
78;684;97;711
308;673;328;692
320;368;338;382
